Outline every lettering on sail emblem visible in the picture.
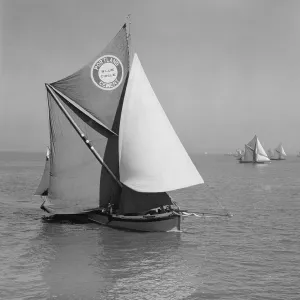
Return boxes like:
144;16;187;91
91;55;123;90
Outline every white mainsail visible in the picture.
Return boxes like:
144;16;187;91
119;54;203;192
273;143;287;159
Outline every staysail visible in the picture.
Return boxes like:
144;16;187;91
35;147;50;196
43;24;129;213
119;54;204;192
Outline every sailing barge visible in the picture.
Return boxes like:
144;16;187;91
35;20;204;231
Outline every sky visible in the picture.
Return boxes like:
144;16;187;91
1;0;300;153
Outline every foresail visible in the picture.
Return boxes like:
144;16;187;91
256;153;271;162
35;148;50;196
51;24;129;133
256;138;268;158
255;139;270;162
119;54;203;193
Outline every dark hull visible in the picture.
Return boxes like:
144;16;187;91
40;199;98;223
41;200;181;231
88;211;181;232
270;158;286;160
239;161;266;164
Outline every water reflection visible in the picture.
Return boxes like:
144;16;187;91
37;222;189;299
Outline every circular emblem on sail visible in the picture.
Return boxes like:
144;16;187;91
91;55;124;90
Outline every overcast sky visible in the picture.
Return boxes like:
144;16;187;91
1;0;299;153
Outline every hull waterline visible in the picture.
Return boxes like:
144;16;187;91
270;158;286;161
41;200;181;231
239;161;268;164
88;211;181;232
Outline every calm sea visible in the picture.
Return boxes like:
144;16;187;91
0;151;299;300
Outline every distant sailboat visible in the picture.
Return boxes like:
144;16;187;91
224;152;233;156
268;143;287;160
267;148;274;159
240;135;270;164
234;149;244;160
35;19;204;231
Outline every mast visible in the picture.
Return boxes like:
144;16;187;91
126;14;132;68
45;83;122;188
253;138;257;162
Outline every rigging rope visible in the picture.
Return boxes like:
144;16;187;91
172;183;233;218
180;211;231;218
203;183;233;217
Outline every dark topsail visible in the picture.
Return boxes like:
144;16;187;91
51;24;129;132
44;24;129;213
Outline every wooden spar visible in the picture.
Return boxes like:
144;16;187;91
45;83;122;188
125;14;132;68
50;85;117;137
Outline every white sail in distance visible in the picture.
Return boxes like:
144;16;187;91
267;149;274;159
255;138;270;162
119;54;204;192
274;143;287;159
